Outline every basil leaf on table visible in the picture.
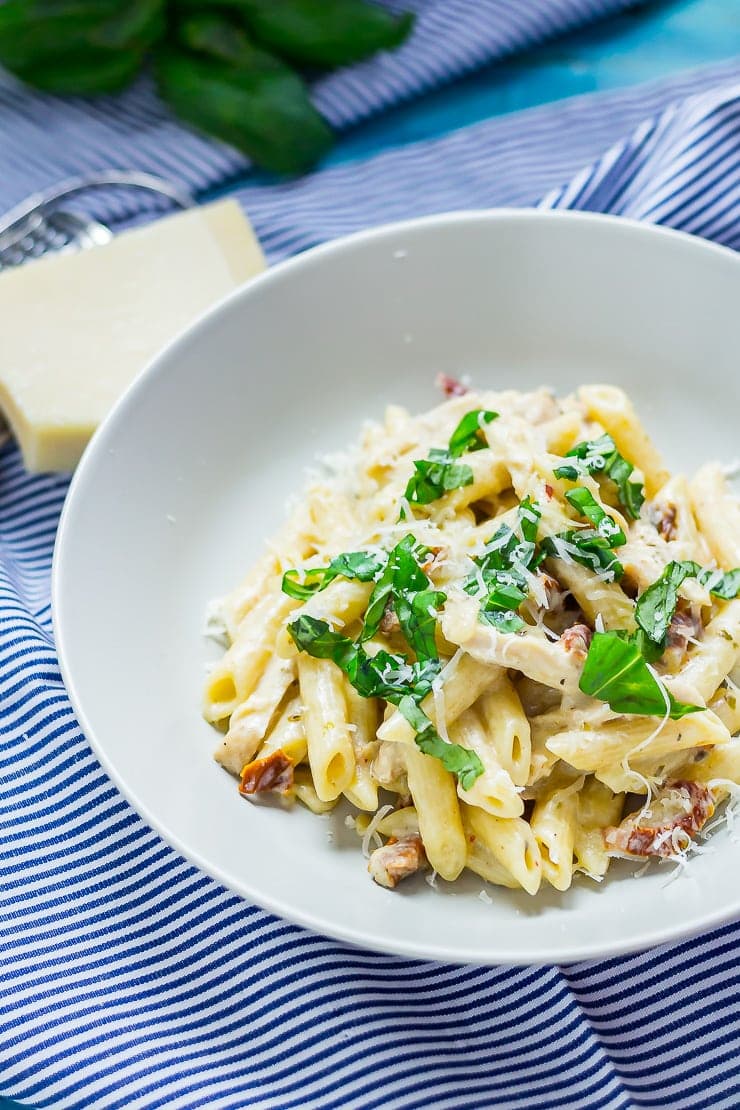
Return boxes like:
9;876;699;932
193;0;415;69
0;0;122;69
579;630;703;719
155;44;333;175
15;49;145;95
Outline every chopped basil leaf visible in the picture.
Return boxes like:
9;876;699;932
447;409;498;458
465;498;542;630
555;434;645;520
480;608;526;633
288;615;357;668
579;630;702;719
635;560;693;650
565;487;626;546
282;566;331;600
635;559;740;653
696;565;740;600
404;457;474;505
518;495;541;545
398;696;484;790
287;617;440;704
394;587;446;662
403;408;498;505
282;549;386;600
361;534;437;648
464;570;527;631
541;529;624;582
349;650;441;703
288;616;483;787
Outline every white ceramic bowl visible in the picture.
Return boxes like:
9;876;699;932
54;210;740;965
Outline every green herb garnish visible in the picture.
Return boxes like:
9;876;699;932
635;559;740;653
565;487;626;546
286;534;483;786
555;434;645;520
463;497;543;631
579;630;703;719
288;616;483;785
541;530;624;582
0;0;413;174
404;409;498;506
397;696;484;790
282;549;385;600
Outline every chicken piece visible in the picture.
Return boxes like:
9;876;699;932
239;750;294;796
558;623;593;661
372;740;408;795
368;834;426;888
604;780;714;858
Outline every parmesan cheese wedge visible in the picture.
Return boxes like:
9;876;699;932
0;199;265;472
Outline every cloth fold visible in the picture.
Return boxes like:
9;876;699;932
1;4;740;1107
0;0;648;220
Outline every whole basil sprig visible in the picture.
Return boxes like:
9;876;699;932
0;0;414;174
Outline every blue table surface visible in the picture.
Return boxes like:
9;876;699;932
1;2;737;1108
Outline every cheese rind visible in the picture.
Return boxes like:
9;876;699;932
0;199;265;472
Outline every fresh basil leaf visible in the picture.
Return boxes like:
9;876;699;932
634;558;740;653
404;458;474;505
155;45;333;176
608;454;645;520
329;550;386;582
348;650;440;704
447;409;498;458
555;434;645;520
398;696;484;789
282;548;386;599
361;535;427;641
479;608;526;633
565;487;626;547
288;615;357;668
518;496;541;546
394;588;446;662
403;408;499;505
579;630;703;718
635;560;694;649
282;566;330;599
697;566;740;600
541;530;624;582
224;0;414;70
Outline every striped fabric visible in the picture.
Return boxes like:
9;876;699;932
2;8;740;1110
0;0;647;218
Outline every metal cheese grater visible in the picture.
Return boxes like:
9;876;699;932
0;170;195;270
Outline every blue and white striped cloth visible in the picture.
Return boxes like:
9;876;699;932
2;1;740;1105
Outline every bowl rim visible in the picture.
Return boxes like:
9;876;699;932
52;208;740;965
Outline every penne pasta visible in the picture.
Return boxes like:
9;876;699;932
204;382;740;896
